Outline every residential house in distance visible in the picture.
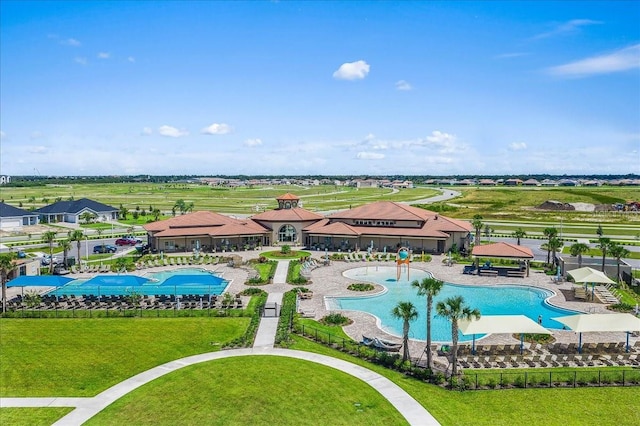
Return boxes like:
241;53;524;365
35;198;119;224
0;202;39;231
504;178;523;186
0;175;10;185
478;179;497;186
523;178;541;186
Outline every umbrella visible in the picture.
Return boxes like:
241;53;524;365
553;313;640;353
567;267;615;300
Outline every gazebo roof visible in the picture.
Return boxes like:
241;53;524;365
471;242;534;259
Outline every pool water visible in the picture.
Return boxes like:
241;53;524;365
49;268;229;297
326;266;578;342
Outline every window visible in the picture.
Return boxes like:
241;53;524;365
278;224;297;242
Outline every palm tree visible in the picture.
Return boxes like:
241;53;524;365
512;228;526;245
391;301;418;363
436;296;480;377
152;208;161;221
543;227;558;265
0;253;16;313
471;215;483;246
119;206;129;220
42;230;57;274
547;236;563;269
596;237;611;273
174;199;187;215
569;243;590;268
96;228;103;241
411;277;444;370
58;239;72;268
69;230;85;269
608;243;630;283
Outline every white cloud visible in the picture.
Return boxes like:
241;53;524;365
509;142;527;151
0;130;5;139
356;151;385;160
333;60;370;80
494;52;529;59
245;138;262;147
61;37;81;46
74;57;88;66
547;44;640;77
127;56;135;63
97;52;110;59
158;125;188;137
395;80;412;91
363;133;375;141
30;131;44;140
28;146;48;154
141;127;153;136
201;123;232;135
532;19;601;40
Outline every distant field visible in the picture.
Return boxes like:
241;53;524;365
0;183;438;214
2;184;639;241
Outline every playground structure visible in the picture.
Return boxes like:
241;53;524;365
396;247;410;281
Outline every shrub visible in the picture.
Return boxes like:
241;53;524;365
347;282;374;291
321;313;351;326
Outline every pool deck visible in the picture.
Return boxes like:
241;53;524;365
11;250;637;361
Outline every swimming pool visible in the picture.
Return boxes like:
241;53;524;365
326;266;578;342
48;268;229;297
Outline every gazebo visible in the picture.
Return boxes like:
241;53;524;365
471;242;534;276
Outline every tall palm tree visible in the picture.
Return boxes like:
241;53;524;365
436;296;480;377
152;208;161;221
547;237;563;269
596;237;611;273
174;199;187;215
569;243;590;268
512;228;526;245
411;277;444;370
42;230;57;274
58;239;72;268
0;253;16;313
471;215;483;246
543;227;558;265
391;301;418;363
69;230;85;269
608;243;630;283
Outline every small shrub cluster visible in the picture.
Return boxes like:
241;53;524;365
223;292;266;349
320;313;351;326
347;283;374;291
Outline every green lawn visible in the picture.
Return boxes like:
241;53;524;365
87;356;406;426
0;317;249;396
288;337;640;426
0;408;73;426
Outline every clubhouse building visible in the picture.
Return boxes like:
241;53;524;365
144;193;473;254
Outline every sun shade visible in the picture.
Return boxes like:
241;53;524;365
567;267;615;284
552;313;640;333
459;315;550;335
6;275;75;287
81;275;150;287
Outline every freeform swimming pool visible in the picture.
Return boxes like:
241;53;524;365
326;266;579;342
48;268;229;297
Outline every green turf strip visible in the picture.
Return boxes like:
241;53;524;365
0;408;73;426
0;317;248;396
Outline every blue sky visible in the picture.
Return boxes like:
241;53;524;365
1;1;639;176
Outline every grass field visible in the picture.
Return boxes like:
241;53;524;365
87;356;406;426
289;337;640;426
0;408;73;426
0;317;249;396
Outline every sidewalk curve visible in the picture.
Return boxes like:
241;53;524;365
1;348;439;426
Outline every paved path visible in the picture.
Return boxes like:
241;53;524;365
0;257;440;425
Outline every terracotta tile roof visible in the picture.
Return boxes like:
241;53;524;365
144;211;269;237
328;201;432;221
144;211;238;232
305;221;360;236
251;207;323;222
276;193;300;200
472;242;534;259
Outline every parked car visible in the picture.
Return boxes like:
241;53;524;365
93;244;117;254
115;237;142;246
40;255;62;266
135;243;151;255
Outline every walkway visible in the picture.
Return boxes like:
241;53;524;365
0;257;440;425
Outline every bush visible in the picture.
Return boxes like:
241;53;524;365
320;313;351;326
347;282;374;291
